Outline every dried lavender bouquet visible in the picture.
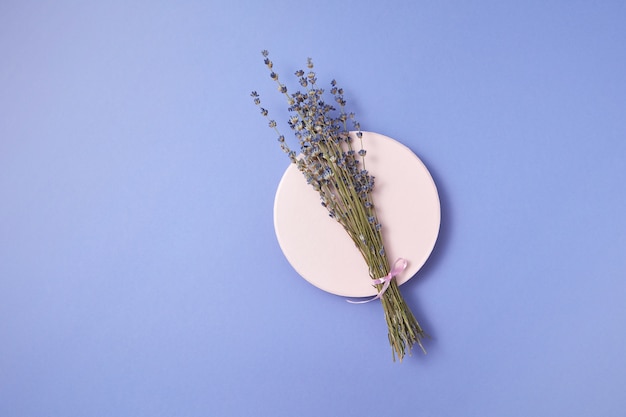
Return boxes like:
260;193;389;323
252;51;426;361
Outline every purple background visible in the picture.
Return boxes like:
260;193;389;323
2;1;625;416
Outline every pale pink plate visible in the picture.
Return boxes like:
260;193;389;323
273;131;440;297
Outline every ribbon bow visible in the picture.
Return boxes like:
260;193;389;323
347;258;408;304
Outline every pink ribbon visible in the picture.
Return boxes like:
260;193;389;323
347;258;408;304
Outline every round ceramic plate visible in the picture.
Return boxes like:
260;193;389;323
273;131;440;297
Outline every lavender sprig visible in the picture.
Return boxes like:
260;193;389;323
252;50;426;361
